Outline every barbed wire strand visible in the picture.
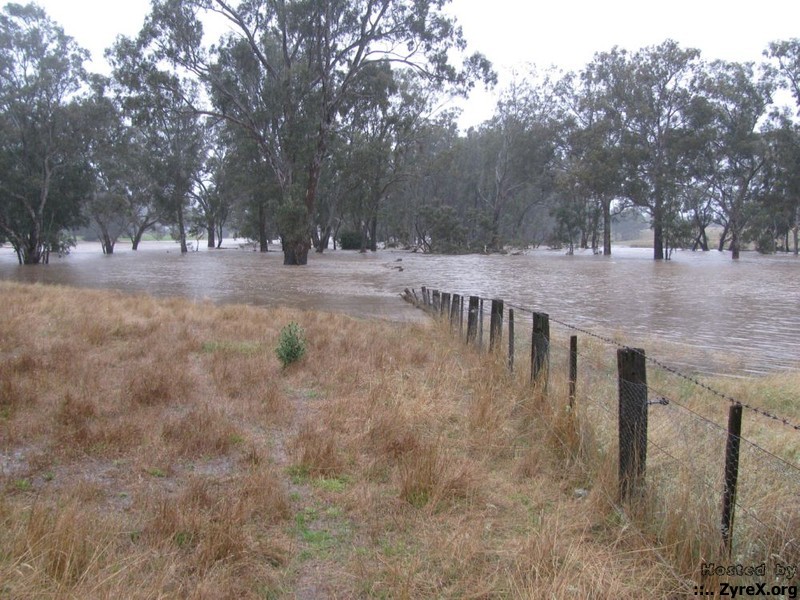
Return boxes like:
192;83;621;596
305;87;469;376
469;295;800;432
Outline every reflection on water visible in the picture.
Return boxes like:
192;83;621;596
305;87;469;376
1;240;798;375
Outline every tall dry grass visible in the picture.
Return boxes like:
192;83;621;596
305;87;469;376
3;280;793;598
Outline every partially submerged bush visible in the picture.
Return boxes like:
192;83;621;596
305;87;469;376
275;322;307;368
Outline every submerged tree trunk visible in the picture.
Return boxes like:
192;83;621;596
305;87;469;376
602;199;612;256
100;230;115;255
730;220;740;260
207;222;216;248
258;202;269;252
176;206;188;254
717;222;729;252
652;201;665;260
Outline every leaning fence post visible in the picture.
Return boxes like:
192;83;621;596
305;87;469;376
569;335;578;409
530;312;550;391
441;292;451;320
508;309;515;372
721;403;743;557
489;299;504;352
466;296;480;346
617;347;648;503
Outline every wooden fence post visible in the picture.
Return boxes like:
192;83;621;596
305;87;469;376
617;347;648;502
478;298;484;350
569;335;578;408
421;286;428;307
489;299;504;352
432;290;440;314
508;309;515;372
466;296;480;346
460;296;465;335
441;292;451;320
721;403;743;557
530;312;550;390
450;294;461;331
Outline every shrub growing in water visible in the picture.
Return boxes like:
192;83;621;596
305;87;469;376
275;322;307;367
338;230;363;250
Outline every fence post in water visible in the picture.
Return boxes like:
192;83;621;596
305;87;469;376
466;296;480;346
530;312;550;391
569;335;578;409
489;299;504;352
432;290;440;314
721;403;743;557
421;286;428;307
508;309;515;372
617;348;648;503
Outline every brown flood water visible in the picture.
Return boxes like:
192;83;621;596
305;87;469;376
1;240;798;376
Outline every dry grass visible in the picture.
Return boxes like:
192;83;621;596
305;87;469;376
2;281;795;598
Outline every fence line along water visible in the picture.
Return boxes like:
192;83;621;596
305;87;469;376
401;285;800;583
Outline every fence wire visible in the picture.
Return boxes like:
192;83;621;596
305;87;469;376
414;286;800;581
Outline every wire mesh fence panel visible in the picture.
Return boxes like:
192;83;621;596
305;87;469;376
411;284;800;584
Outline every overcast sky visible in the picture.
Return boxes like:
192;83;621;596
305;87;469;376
31;0;800;127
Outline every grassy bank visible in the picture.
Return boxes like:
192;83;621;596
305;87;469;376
0;282;796;598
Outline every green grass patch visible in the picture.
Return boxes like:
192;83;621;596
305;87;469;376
201;340;262;355
313;476;349;493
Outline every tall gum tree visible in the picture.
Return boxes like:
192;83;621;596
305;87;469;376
0;3;92;264
696;60;774;259
589;41;702;260
139;0;493;265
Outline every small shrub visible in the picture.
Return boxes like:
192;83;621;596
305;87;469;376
338;230;363;250
275;322;307;367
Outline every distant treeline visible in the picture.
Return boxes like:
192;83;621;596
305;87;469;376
1;2;798;264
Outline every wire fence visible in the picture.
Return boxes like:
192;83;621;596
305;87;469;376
403;286;800;586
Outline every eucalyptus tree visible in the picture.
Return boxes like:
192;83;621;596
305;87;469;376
0;3;93;263
473;73;561;251
695;60;774;259
188;122;234;248
138;0;492;265
335;68;432;252
587;41;703;259
749;116;800;254
767;38;800;113
556;66;626;255
108;37;205;254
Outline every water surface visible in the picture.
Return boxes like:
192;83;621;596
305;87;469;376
1;241;797;375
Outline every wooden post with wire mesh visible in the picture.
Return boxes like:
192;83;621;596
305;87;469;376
531;312;550;393
466;296;480;346
617;347;648;502
489;299;504;352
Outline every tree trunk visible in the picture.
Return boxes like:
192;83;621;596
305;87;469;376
101;230;115;255
258;202;269;252
131;226;145;250
603;199;611;256
176;207;188;254
316;225;332;253
369;216;378;252
282;237;309;265
207;221;216;248
730;221;740;260
652;203;664;259
717;222;729;252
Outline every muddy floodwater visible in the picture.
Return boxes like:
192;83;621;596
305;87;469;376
1;240;798;376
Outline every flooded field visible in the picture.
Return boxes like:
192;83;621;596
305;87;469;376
1;240;798;375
